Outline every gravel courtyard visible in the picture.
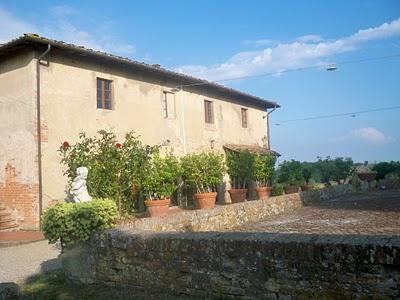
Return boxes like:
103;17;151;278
0;240;61;283
229;189;400;235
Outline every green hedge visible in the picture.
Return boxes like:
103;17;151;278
42;199;118;249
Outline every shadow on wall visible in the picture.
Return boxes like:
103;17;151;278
61;229;400;299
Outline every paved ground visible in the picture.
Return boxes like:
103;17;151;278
229;189;400;235
0;240;61;283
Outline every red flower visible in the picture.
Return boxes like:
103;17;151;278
62;141;70;148
115;143;122;149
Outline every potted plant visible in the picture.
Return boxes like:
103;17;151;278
300;163;314;191
181;152;225;209
226;150;254;203
141;150;180;217
253;154;276;199
278;160;304;194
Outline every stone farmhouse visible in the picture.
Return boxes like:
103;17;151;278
0;34;279;230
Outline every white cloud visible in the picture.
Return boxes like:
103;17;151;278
296;34;323;43
0;6;136;56
351;127;389;144
179;18;400;81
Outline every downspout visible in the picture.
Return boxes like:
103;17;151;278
36;44;51;230
265;106;277;150
180;85;187;155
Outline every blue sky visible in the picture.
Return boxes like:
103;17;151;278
1;0;399;163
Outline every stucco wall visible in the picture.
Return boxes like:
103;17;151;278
40;53;270;203
0;50;39;229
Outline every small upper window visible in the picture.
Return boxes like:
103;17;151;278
162;91;175;118
204;100;214;124
97;78;112;110
241;108;248;128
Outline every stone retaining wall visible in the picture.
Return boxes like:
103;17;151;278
62;184;400;299
63;231;400;299
123;184;356;232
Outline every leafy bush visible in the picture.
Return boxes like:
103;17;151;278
314;156;353;183
42;199;117;249
253;154;276;187
301;163;313;184
140;150;180;200
271;183;284;196
372;161;400;180
226;151;254;189
350;173;362;190
59;130;156;214
278;160;305;186
181;152;225;194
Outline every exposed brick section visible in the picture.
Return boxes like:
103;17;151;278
0;163;39;230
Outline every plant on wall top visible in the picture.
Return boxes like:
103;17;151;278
277;160;305;187
140;149;181;200
253;154;276;187
180;152;226;194
42;199;117;250
226;150;254;189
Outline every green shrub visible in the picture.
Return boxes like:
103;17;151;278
278;160;305;186
58;130;157;214
181;152;225;193
140;150;180;200
42;199;118;249
372;161;400;180
301;163;313;184
350;173;362;190
314;156;353;183
271;183;284;196
226;151;254;189
253;154;276;187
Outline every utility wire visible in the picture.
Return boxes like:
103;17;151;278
275;105;400;125
179;53;400;88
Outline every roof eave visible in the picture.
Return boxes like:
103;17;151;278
0;34;280;109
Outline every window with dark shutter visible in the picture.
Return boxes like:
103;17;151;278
241;108;248;128
97;78;112;110
204;100;214;124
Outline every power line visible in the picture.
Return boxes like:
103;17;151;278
275;105;400;125
179;53;400;88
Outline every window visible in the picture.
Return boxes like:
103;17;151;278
97;78;112;110
204;100;214;124
241;108;248;128
162;91;175;118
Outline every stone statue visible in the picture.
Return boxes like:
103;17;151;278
70;167;92;202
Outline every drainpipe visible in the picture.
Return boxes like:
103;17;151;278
36;44;51;230
265;106;278;150
180;85;187;155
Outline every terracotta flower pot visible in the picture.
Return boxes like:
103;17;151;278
284;186;299;194
255;186;272;199
194;192;217;209
144;198;171;217
228;189;247;203
300;184;314;191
